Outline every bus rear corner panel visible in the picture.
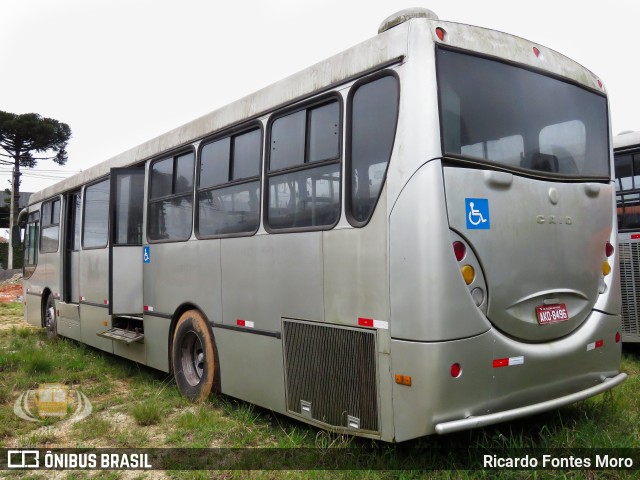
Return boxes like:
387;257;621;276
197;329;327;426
389;309;622;442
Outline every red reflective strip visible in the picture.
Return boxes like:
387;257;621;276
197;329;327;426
358;317;374;327
104;299;109;305
143;306;149;311
633;234;640;240
493;358;509;368
237;320;246;327
595;339;604;348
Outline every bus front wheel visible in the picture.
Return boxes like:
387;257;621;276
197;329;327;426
44;293;58;341
172;310;216;402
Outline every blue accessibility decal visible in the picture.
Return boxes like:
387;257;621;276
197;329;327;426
465;198;490;230
143;246;150;263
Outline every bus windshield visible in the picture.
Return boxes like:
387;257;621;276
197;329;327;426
437;48;609;178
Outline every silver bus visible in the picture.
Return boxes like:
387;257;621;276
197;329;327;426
613;131;640;342
15;8;626;442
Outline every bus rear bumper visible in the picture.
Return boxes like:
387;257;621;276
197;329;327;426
434;372;627;435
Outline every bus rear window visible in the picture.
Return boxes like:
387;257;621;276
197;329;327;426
437;48;609;178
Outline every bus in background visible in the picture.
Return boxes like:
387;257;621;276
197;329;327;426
614;131;640;342
15;8;625;442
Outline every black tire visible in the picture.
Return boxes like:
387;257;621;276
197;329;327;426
172;310;216;402
44;293;58;341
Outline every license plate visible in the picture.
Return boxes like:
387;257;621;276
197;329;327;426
536;304;569;324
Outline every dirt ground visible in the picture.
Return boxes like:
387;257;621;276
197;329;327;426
0;283;22;303
0;274;22;303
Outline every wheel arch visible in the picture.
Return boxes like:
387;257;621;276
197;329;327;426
168;302;221;393
40;288;53;328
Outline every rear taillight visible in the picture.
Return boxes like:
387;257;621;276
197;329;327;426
605;241;614;257
451;232;488;314
453;241;466;261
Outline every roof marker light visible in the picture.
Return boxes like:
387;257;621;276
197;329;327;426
597;79;603;89
436;27;446;41
533;47;541;58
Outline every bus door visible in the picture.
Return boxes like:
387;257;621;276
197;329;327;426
63;191;82;303
109;168;145;315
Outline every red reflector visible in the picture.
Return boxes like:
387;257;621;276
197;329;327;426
606;241;614;257
597;79;603;89
358;317;374;327
615;332;621;343
493;358;509;368
237;319;246;326
595;339;604;348
633;234;640;240
533;47;540;57
453;241;466;262
450;363;461;378
435;27;445;41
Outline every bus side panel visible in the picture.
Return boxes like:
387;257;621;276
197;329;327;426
323;191;393;439
215;328;286;413
24;264;47;327
79;248;109;306
389;160;491;341
220;233;324;331
25;292;42;327
323;190;389;329
144;314;171;372
79;304;113;353
79;248;113;352
143;240;223;324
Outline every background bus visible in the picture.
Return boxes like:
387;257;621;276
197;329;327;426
16;8;625;442
614;130;640;342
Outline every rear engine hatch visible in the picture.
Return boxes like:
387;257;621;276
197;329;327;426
444;166;612;342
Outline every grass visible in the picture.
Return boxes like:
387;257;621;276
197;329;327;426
0;301;639;479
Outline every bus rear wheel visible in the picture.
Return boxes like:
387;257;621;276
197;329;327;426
172;310;216;402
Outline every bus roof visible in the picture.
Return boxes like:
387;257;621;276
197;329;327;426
29;10;606;204
613;131;640;151
29;23;408;205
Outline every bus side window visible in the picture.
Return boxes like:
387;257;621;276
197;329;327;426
83;179;110;248
197;127;262;237
40;198;60;253
148;152;195;242
23;212;40;278
267;98;341;230
347;74;399;226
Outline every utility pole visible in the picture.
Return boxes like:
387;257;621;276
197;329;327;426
8;166;20;270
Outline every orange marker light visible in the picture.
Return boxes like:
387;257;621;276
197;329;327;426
461;265;475;285
395;374;412;386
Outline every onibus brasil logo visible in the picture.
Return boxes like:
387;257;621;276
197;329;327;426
14;383;92;423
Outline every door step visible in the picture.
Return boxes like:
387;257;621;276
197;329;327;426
97;328;144;344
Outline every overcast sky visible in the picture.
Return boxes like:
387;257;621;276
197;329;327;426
1;0;639;194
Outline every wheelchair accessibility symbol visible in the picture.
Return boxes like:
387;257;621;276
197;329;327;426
143;246;150;264
465;198;490;230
